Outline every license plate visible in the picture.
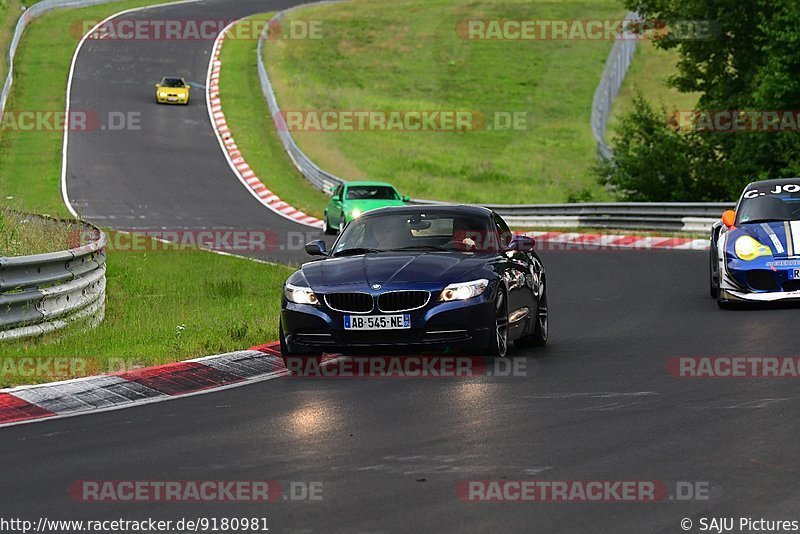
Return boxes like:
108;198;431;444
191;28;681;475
344;314;410;330
790;269;800;279
168;96;177;101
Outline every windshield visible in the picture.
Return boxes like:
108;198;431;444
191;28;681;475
345;186;399;201
160;78;186;88
332;212;497;256
737;183;800;223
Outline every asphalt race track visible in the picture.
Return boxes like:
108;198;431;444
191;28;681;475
6;0;800;532
64;0;329;264
3;249;800;532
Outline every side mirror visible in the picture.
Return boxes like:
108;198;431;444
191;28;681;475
721;210;736;228
305;240;327;256
402;195;410;202
155;84;160;88
508;234;535;252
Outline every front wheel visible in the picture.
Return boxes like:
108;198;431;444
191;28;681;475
339;214;347;234
322;211;336;235
484;289;509;358
517;285;548;348
709;250;719;298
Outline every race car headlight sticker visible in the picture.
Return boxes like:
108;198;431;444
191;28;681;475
734;236;772;261
440;279;489;301
284;284;319;305
159;92;167;97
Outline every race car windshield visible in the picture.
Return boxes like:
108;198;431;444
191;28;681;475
345;186;399;200
160;78;185;88
738;186;800;224
332;212;497;255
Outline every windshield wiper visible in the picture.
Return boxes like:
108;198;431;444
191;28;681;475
332;247;383;257
387;245;449;252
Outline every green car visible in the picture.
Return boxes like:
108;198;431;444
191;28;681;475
323;181;410;234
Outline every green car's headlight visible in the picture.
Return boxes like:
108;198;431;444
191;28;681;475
734;236;772;261
439;279;489;301
350;208;362;219
284;283;319;305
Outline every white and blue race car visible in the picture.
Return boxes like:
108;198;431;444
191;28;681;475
711;178;800;307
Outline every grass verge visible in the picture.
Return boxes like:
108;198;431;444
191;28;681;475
0;209;79;255
262;0;625;205
0;0;294;386
218;13;328;218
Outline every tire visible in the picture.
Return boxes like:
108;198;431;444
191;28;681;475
517;283;548;348
484;288;509;358
323;211;336;235
339;214;347;234
709;250;719;298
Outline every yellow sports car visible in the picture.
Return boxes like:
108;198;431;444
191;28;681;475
155;77;190;105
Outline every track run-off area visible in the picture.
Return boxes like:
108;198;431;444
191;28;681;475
3;1;799;533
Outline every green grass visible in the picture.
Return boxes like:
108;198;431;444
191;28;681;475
606;39;701;140
262;0;625;205
0;0;294;386
0;1;44;87
1;238;293;387
0;209;80;255
218;14;328;218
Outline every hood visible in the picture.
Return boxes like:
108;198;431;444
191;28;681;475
345;199;406;213
299;252;492;290
735;221;800;258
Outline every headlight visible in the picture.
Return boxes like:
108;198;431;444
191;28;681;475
284;283;319;305
350;208;361;219
159;92;167;97
439;279;489;301
734;236;772;261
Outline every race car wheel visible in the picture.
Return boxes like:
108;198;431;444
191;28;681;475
709;250;719;298
323;211;336;235
484;289;509;358
517;283;548;348
339;215;347;234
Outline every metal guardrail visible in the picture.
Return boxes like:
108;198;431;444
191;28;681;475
1;0;158;123
590;12;639;159
0;213;107;341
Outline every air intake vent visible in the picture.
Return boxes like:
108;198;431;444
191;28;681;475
324;293;373;313
378;291;430;312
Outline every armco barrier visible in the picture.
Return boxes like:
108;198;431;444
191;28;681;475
0;213;106;341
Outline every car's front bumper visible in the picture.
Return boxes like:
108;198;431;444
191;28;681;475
281;291;496;353
156;94;189;104
720;257;800;302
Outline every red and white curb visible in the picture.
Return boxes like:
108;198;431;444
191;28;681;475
207;25;323;228
525;231;709;251
0;343;288;428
